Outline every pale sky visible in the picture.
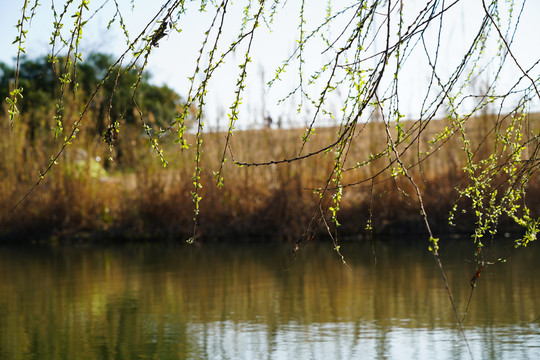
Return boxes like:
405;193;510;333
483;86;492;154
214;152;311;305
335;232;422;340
1;0;539;129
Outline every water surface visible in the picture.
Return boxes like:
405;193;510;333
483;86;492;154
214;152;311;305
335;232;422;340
1;239;539;359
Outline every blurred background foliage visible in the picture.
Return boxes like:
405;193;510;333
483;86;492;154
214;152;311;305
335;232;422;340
0;52;189;141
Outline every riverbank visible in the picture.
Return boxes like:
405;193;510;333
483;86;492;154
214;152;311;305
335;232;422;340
1;113;539;243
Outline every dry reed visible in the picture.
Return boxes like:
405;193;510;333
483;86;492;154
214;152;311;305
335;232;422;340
1;111;538;242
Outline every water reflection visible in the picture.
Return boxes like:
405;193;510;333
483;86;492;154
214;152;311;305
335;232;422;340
0;240;539;359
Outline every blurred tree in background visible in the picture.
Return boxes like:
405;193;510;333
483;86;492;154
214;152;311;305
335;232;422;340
1;52;187;140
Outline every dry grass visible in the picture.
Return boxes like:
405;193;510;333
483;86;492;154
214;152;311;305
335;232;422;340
1;111;538;242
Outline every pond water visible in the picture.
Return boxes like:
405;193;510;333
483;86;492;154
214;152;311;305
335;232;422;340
0;239;539;359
